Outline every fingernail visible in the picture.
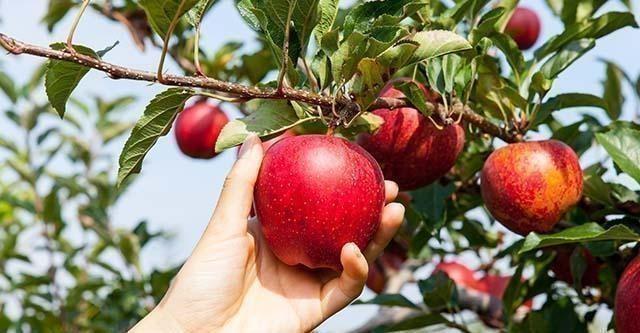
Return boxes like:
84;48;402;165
350;243;362;257
238;134;258;158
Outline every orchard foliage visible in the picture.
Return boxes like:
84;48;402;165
0;0;640;332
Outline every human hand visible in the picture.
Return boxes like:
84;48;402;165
130;135;405;333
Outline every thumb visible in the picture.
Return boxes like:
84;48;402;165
208;134;264;237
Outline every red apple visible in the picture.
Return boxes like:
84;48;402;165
358;80;465;191
550;246;600;287
481;140;583;235
366;261;386;294
434;261;482;291
477;275;532;309
615;256;640;333
505;7;541;50
174;99;229;159
254;135;385;271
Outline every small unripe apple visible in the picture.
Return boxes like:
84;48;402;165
254;135;385;271
481;140;583;235
550;246;601;287
505;7;541;50
615;256;640;333
358;80;465;191
174;99;229;159
434;261;482;291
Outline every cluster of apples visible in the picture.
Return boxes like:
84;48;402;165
172;8;638;331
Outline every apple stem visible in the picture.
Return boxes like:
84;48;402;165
326;127;335;136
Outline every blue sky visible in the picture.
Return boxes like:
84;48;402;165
1;0;639;331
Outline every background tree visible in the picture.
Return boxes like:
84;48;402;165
1;0;640;332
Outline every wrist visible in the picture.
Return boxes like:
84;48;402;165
129;306;185;333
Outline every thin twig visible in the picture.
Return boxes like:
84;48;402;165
193;24;206;76
301;57;319;92
66;0;91;52
157;0;188;83
277;2;297;92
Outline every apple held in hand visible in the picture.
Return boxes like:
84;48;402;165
481;140;583;235
615;256;640;333
174;99;229;159
505;7;541;50
254;135;385;271
358;80;465;191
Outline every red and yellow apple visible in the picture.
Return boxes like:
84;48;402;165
481;140;583;235
254;135;385;271
174;99;229;159
358;80;465;191
505;7;541;50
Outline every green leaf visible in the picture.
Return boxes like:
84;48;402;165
42;0;75;32
418;272;457;309
441;54;463;94
138;0;200;39
343;0;427;36
540;39;595;80
515;296;586;332
583;164;614;206
601;61;625;120
489;33;525;77
215;100;318;152
331;32;369;83
468;7;504;45
535;93;607;126
535;12;638;60
239;0;322;60
378;30;472;68
0;70;17;103
45;44;99;118
596;125;640;182
396;80;431;116
117;88;195;186
354;294;419;309
373;313;450;333
412;183;456;229
118;231;141;269
339;112;384;138
519;223;640;254
313;0;339;44
186;0;219;27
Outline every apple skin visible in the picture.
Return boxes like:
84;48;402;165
434;261;482;291
481;140;583;235
254;135;385;271
550;246;600;287
616;256;640;333
358;81;465;191
505;7;541;50
174;99;229;159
